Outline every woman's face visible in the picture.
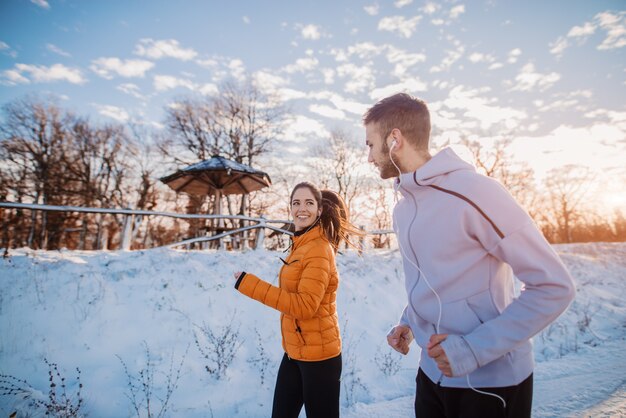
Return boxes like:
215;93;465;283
290;187;321;231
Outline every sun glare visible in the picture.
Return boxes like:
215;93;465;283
603;193;626;212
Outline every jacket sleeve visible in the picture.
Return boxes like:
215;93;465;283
235;247;331;320
441;219;576;377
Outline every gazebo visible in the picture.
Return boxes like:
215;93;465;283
160;155;272;248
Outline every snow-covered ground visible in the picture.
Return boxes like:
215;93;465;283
0;242;624;417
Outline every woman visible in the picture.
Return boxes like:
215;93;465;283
233;182;361;418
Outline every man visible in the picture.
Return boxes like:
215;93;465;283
364;93;575;418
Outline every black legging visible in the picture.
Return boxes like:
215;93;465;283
271;353;342;418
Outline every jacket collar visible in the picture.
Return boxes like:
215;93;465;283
395;147;475;198
292;224;324;250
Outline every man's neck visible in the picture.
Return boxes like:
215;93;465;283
398;149;432;173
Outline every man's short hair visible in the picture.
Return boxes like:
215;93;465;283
363;93;431;150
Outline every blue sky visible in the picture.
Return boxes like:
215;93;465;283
1;0;625;208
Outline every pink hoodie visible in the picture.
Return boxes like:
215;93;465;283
394;147;575;388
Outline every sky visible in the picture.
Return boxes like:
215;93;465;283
1;0;625;210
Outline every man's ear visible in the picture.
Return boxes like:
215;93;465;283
388;128;401;149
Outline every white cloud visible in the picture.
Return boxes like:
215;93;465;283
117;83;145;100
254;71;289;92
378;15;422;38
449;5;465;19
277;88;308;101
535;99;579;112
134;39;197;61
442;85;527;131
199;83;218;96
550;11;626;57
283;57;319;74
30;0;49;9
468;52;495;64
0;43;18;60
568;22;596;37
2;63;85;85
347;42;387;59
46;43;71;57
309;104;346;120
584;108;626;125
511;63;561;92
370;78;428;100
507;48;522;64
336;63;375;94
364;4;379;16
394;0;413;8
430;46;464;73
301;24;322;40
596;11;626;50
509;123;626;179
321;68;335;84
386;46;427;77
153;75;196;91
228;59;246;82
330;47;349;62
94;104;129;122
196;58;219;69
2;69;29;84
242;16;250;24
488;62;504;70
422;2;440;15
549;36;569;57
310;91;369;115
280;115;329;142
91;58;154;79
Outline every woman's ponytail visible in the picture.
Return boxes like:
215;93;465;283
319;190;363;252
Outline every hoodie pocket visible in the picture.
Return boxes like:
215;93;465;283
440;298;483;334
466;289;498;324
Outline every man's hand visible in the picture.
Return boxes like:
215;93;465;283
387;325;414;355
427;334;452;377
233;271;242;280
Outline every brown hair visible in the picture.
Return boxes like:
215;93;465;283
362;92;431;151
290;182;363;252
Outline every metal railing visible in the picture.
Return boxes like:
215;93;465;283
0;201;394;251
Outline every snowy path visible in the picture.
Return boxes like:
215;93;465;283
342;338;626;418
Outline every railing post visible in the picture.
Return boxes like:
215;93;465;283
255;217;265;250
359;225;365;255
121;211;134;250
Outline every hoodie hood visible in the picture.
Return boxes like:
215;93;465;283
396;147;475;197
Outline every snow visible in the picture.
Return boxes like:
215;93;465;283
0;242;625;417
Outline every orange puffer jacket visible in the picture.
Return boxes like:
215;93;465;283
235;225;341;361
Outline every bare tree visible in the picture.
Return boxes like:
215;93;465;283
0;97;72;248
367;180;393;248
159;80;287;241
461;137;539;219
311;129;368;215
543;165;594;243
